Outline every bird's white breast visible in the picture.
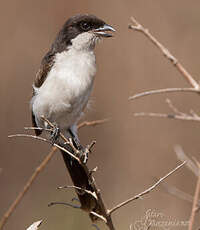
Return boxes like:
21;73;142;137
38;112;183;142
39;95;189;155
32;48;96;131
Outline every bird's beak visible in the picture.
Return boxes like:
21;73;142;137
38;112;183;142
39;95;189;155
94;24;115;37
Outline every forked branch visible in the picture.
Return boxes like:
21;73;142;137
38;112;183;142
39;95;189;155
134;98;200;122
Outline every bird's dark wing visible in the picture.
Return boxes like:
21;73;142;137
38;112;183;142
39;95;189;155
34;50;55;87
31;50;55;136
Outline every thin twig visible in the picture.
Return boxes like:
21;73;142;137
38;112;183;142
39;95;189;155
175;145;199;177
108;161;186;214
165;98;184;115
160;182;200;207
134;112;200;122
57;185;97;199
188;160;200;230
8;134;80;162
134;99;200;122
78;118;110;130
48;201;81;209
24;127;52;132
90;211;107;223
129;87;198;100
129;16;200;90
0;147;57;230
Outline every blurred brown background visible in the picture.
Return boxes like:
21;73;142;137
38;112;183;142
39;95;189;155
1;1;200;229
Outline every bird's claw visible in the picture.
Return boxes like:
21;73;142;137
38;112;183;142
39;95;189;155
50;125;60;144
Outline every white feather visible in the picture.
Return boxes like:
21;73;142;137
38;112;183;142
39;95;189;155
31;32;97;133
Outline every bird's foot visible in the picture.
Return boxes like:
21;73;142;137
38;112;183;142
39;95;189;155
50;125;60;144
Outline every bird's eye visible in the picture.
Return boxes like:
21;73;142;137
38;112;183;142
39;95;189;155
80;22;91;31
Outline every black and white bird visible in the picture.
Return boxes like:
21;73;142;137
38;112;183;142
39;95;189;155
30;14;115;220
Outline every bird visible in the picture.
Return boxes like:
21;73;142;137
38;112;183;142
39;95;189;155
30;14;115;221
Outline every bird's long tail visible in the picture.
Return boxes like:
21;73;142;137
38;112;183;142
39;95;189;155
60;146;101;222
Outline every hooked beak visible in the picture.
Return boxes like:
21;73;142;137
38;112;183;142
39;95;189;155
94;24;115;38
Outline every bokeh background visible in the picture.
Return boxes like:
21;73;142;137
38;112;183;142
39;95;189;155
1;1;200;229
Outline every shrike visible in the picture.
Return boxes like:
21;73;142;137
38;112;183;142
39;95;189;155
31;14;115;220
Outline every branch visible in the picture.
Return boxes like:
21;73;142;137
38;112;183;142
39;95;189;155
129;16;200;90
108;161;186;214
0;147;57;230
160;182;200;213
90;211;107;223
8;134;80;163
78;118;110;130
175;145;199;177
134;99;200;122
188;160;200;230
39;118;115;229
134;112;200;122
129;87;199;100
57;185;97;199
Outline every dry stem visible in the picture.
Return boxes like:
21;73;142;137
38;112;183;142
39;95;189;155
188;161;200;230
78;118;110;129
108;161;186;214
129;87;198;100
160;181;200;208
40;118;115;230
134;98;200;122
175;145;199;177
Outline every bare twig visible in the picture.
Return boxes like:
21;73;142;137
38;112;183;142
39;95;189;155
78;118;110;129
8;134;80;162
188;160;200;230
0;147;57;230
175;145;199;177
134;99;200;122
129;87;198;100
134;112;200;122
108;161;186;214
57;185;97;199
160;182;200;207
90;211;107;223
129;16;200;90
48;201;81;209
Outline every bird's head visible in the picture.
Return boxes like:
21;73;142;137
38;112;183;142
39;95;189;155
52;14;115;52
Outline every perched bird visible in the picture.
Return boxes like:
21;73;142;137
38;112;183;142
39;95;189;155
30;14;115;221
